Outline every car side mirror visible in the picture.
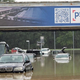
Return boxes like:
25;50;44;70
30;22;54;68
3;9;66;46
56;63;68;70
25;60;30;63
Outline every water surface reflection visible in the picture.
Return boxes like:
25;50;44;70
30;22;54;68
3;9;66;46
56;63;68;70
0;71;33;80
0;50;80;80
32;50;80;80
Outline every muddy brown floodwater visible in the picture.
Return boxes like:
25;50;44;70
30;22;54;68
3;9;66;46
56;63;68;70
0;50;80;80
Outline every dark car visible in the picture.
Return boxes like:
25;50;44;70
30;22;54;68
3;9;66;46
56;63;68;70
0;53;33;72
26;49;36;59
26;49;41;59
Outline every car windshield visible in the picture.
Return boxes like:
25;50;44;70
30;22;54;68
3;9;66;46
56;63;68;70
56;54;69;58
0;55;23;63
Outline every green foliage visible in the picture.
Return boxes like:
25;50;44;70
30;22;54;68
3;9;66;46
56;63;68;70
0;31;79;49
56;31;73;48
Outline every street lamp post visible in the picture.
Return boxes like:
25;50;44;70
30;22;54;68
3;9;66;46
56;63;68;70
40;36;44;49
26;40;30;49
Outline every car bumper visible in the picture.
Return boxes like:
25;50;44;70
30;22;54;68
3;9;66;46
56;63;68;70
0;67;24;72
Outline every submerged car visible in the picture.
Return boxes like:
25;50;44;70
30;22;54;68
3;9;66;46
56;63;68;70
41;48;50;57
0;53;33;72
11;47;26;53
52;47;67;57
26;49;41;59
26;53;35;63
52;50;62;57
54;53;71;61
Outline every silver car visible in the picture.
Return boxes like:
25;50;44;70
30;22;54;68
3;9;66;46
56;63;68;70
0;53;33;72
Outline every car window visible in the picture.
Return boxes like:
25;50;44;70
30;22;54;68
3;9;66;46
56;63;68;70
0;55;23;63
24;55;30;62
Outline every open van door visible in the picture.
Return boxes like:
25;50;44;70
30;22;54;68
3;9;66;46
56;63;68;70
0;41;9;56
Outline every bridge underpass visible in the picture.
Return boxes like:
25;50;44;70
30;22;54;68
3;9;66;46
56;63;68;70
0;2;79;80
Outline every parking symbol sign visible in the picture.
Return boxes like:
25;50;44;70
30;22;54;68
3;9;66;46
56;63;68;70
71;8;80;23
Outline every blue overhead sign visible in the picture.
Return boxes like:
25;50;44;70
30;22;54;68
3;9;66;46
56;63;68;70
0;6;80;27
54;7;80;26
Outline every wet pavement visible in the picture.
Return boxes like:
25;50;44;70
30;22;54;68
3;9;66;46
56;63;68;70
0;50;80;80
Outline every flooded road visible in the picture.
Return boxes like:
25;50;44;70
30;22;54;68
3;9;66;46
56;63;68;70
0;50;80;80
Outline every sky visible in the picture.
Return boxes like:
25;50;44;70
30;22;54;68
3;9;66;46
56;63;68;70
15;0;80;2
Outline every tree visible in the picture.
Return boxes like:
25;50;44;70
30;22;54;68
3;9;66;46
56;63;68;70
56;31;73;48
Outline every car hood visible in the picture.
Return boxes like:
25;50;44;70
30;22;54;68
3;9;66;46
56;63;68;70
0;63;24;67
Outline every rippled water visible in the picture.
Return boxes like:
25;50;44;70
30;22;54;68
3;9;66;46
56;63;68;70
0;50;80;80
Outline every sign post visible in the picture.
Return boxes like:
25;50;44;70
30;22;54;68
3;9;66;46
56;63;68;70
40;36;44;49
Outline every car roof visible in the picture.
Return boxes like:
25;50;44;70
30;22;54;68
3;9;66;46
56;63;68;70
2;53;26;56
0;41;6;44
